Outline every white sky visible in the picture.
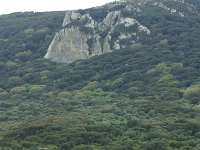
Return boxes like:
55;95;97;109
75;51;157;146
0;0;116;15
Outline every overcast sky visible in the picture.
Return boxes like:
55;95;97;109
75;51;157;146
0;0;116;15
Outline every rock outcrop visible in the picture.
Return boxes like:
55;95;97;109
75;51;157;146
44;0;154;63
44;0;199;63
45;0;198;64
44;27;89;63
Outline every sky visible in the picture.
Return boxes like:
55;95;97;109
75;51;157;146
0;0;116;15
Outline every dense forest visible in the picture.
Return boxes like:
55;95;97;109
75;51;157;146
0;0;200;149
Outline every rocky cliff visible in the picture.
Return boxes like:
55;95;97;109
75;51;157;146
44;0;151;63
44;0;199;63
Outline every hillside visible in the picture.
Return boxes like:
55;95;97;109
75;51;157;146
0;0;200;149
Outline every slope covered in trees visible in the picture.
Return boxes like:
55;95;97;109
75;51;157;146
0;0;200;149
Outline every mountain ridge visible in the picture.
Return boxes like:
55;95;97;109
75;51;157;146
44;0;200;63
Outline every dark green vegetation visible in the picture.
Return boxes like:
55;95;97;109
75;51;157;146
0;0;200;149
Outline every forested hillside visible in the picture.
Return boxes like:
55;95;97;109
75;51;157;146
0;0;200;149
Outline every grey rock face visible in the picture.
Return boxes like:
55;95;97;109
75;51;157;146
103;11;121;26
44;1;151;63
62;11;81;27
44;27;89;63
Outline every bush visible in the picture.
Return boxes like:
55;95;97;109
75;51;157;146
143;141;168;150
